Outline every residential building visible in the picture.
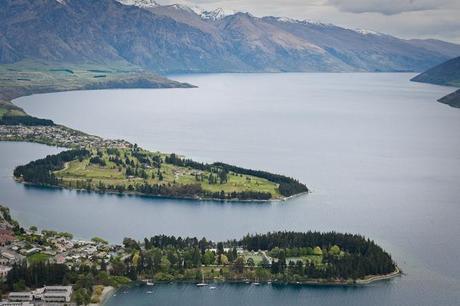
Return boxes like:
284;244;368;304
8;292;33;302
42;286;72;303
0;265;12;278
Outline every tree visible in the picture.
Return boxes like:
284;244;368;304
233;257;245;274
219;254;229;265
259;257;270;269
91;237;108;245
123;238;140;250
313;246;323;256
59;232;73;240
255;267;271;281
247;258;255;269
13;280;26;291
202;251;215;266
75;288;91;306
329;245;341;256
217;242;224;255
160;256;171;273
192;247;201;267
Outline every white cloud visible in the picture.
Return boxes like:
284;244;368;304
327;0;452;15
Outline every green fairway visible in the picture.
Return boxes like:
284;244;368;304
54;147;282;200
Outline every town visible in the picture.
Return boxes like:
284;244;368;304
0;125;131;149
0;204;399;306
0;205;130;306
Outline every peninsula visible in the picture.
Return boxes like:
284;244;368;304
0;61;308;201
0;204;400;305
13;146;308;201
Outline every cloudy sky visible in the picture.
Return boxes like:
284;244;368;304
158;0;460;43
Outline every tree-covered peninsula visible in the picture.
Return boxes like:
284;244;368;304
13;145;308;201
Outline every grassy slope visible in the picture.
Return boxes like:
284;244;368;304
0;59;192;117
54;148;281;199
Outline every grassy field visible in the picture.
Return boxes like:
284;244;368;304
54;147;282;199
286;255;324;267
0;60;191;118
242;251;267;265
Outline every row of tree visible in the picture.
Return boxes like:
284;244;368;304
165;153;308;197
13;149;90;185
0;114;54;126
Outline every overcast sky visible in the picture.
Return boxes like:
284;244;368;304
158;0;460;43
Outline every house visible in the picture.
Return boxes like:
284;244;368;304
24;247;40;256
8;292;33;302
0;265;12;278
0;229;15;246
42;286;72;303
1;252;17;264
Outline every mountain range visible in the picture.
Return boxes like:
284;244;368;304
1;0;460;74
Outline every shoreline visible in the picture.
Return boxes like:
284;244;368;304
90;286;115;306
355;267;401;285
14;176;309;204
104;267;401;296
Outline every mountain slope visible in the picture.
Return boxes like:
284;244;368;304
438;90;460;108
411;56;460;87
1;0;460;73
262;17;457;72
411;56;460;109
0;0;246;73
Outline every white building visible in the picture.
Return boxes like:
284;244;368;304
42;286;73;303
8;292;33;302
0;265;12;278
1;252;17;264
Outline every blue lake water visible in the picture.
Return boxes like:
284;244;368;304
2;73;459;305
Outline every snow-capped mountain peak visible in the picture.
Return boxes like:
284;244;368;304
274;16;331;27
353;28;382;36
276;17;298;23
117;0;159;8
200;8;235;20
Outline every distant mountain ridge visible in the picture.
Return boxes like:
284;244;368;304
1;0;460;74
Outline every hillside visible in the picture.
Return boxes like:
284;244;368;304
438;89;460;108
411;56;460;108
0;60;192;123
1;0;460;73
411;56;460;87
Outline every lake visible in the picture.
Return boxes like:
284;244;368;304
3;73;460;305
